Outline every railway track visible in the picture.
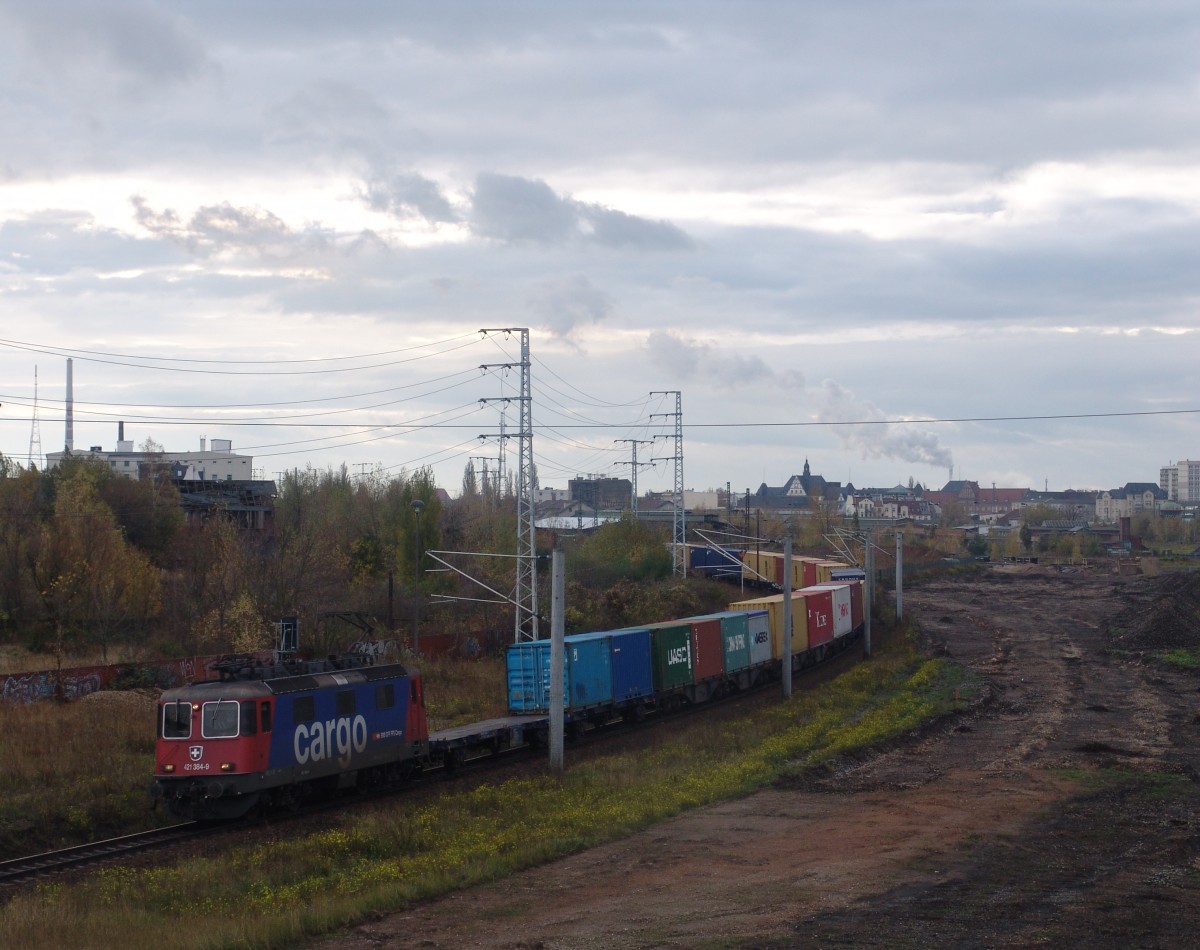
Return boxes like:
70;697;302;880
0;824;208;890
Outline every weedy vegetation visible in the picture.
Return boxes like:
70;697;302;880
0;690;162;857
0;622;981;950
1151;648;1200;672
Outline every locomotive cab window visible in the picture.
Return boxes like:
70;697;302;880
375;683;395;710
161;701;192;739
239;701;257;735
260;701;272;732
202;700;240;738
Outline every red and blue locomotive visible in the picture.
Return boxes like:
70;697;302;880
152;656;428;820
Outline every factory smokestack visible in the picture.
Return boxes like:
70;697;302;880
65;358;73;452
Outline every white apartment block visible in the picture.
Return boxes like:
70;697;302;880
1160;460;1200;502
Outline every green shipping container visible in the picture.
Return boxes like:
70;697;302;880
647;622;694;690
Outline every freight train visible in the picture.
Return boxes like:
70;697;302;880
152;557;863;821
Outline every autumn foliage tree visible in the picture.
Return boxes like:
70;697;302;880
25;466;161;665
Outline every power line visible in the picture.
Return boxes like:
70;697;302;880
0;331;482;365
0;366;483;411
6;407;1200;430
0;334;485;375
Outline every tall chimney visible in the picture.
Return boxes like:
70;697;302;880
65;358;74;452
118;420;124;442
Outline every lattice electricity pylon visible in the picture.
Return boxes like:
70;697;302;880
27;365;42;471
650;390;685;575
479;327;538;641
614;438;653;513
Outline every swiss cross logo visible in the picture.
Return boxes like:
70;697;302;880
189;746;204;762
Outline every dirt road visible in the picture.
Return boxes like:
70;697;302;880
313;569;1200;949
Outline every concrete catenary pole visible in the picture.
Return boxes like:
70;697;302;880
864;530;874;659
549;548;565;774
895;530;904;622
782;536;793;699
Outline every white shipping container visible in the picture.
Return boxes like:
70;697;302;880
746;610;772;666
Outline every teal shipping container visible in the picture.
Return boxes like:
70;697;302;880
709;611;752;673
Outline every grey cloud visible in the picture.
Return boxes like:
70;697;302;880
0;211;183;276
647;330;779;386
816;380;952;469
362;172;460;224
579;205;692;250
261;80;427;164
470;173;578;243
131;196;325;261
470;172;692;249
1;0;209;92
526;275;613;338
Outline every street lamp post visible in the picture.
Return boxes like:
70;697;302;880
411;498;425;652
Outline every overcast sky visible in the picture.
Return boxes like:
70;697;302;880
2;1;1198;498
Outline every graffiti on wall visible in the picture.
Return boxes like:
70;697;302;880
1;669;104;703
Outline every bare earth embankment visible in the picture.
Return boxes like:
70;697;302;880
313;569;1200;949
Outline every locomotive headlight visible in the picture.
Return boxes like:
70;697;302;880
220;762;235;771
162;764;176;773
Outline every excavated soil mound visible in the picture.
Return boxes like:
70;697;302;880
1105;571;1200;651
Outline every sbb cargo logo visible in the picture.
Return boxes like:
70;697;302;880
294;714;368;768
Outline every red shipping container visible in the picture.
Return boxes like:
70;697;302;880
848;581;864;629
687;616;725;681
799;587;834;647
802;559;817;587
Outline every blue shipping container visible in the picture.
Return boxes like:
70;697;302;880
573;627;654;703
505;635;614;713
564;634;613;708
506;640;545;713
689;545;744;576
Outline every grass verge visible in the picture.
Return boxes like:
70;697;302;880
1150;648;1200;673
0;626;978;950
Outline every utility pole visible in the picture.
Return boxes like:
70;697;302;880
895;530;904;622
614;439;653;513
650;390;685;575
479;328;538;642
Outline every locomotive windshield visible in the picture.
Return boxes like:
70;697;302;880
161;701;192;739
202;699;240;738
